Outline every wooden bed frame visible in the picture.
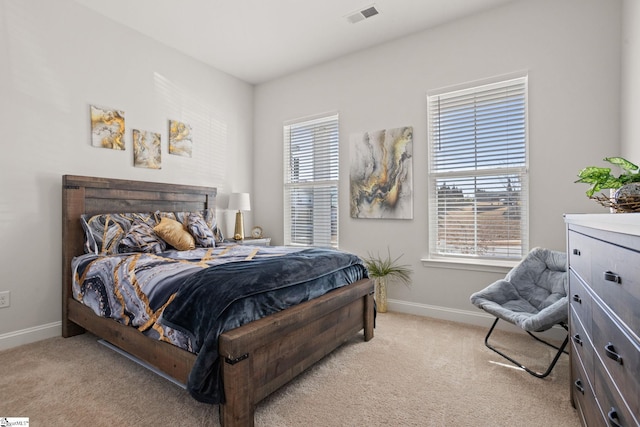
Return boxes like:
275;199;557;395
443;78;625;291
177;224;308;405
61;175;374;426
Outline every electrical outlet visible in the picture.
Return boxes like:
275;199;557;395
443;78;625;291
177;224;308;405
0;291;10;308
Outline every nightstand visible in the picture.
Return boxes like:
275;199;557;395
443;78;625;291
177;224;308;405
227;237;271;247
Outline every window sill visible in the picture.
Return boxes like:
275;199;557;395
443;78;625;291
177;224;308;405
420;257;517;274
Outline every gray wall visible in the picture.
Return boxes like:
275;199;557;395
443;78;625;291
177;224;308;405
622;0;640;161
253;0;622;324
0;0;254;349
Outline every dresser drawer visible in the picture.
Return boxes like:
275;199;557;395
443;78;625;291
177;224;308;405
569;270;593;338
594;364;638;427
592;301;640;418
571;349;604;426
568;230;593;284
590;239;640;339
570;308;594;387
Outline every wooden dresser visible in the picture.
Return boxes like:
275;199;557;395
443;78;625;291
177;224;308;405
565;214;640;427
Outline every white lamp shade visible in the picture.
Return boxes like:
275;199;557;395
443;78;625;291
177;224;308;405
228;192;251;211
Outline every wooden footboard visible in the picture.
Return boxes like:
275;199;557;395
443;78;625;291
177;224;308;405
219;279;374;427
67;297;196;383
62;175;374;427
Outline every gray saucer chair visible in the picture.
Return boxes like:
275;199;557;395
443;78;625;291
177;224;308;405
470;247;569;378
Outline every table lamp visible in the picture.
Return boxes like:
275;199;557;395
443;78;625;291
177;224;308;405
228;192;251;240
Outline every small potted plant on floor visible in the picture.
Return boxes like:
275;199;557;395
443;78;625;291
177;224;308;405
363;248;412;313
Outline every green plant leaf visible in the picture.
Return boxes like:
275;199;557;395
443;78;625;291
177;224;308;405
587;177;623;197
604;157;639;173
621;174;640;184
575;167;612;184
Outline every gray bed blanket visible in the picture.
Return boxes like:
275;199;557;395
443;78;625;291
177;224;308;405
159;248;367;403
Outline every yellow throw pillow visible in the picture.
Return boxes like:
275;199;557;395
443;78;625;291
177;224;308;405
154;217;195;251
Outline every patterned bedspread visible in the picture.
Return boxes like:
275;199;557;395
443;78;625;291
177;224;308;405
72;243;368;403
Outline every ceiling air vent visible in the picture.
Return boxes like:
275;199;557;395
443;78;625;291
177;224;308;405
346;5;380;24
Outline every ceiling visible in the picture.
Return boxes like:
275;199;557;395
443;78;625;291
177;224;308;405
75;0;515;85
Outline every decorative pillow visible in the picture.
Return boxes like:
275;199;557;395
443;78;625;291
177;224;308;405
155;209;224;245
155;211;178;222
186;213;216;247
118;220;166;254
199;209;225;243
81;212;156;255
153;217;195;251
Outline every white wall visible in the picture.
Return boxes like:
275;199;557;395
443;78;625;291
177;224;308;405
254;0;622;324
0;0;254;348
0;0;626;349
622;0;640;161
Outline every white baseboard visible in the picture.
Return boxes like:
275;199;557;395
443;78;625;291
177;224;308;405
388;298;489;325
387;299;568;341
0;321;61;351
0;301;567;352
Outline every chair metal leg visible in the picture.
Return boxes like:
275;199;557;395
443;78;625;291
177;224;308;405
526;326;569;354
484;318;569;379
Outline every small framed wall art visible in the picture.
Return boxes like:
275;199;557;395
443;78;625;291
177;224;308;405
133;129;161;169
168;119;193;157
90;105;125;150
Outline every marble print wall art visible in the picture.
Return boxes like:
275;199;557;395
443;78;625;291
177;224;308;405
168;120;193;157
132;129;161;169
90;105;125;150
350;126;413;219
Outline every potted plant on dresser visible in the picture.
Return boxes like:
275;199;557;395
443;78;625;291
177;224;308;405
363;248;412;313
575;156;640;212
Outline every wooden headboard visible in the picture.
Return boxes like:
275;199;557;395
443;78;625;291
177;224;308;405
61;175;217;337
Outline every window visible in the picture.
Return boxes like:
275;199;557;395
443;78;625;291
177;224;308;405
427;76;528;260
284;113;339;248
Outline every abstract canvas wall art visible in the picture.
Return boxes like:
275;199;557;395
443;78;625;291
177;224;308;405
350;126;413;219
90;105;125;150
133;129;161;169
168;120;193;157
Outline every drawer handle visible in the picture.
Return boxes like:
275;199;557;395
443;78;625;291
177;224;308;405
572;294;582;304
607;407;622;427
573;379;584;394
572;334;583;346
605;343;623;365
573;248;581;256
603;271;621;284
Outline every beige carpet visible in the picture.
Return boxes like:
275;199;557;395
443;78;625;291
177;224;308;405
0;312;580;426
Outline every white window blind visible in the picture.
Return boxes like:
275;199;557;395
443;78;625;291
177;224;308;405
427;76;528;260
284;113;339;248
